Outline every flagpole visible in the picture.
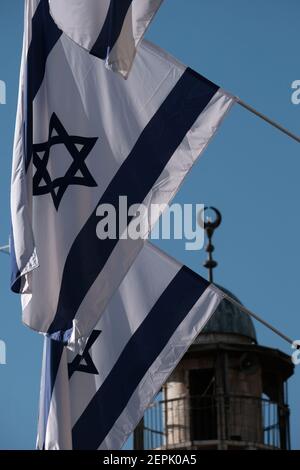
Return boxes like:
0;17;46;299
0;244;10;255
224;293;295;347
236;97;300;144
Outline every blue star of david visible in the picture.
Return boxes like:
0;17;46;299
32;113;98;210
68;330;102;379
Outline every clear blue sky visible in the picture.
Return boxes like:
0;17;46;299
0;0;299;450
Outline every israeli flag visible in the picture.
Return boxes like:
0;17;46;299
49;0;164;78
36;241;224;450
11;0;235;347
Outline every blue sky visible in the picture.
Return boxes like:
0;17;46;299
0;0;299;450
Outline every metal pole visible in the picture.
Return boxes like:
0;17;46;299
224;293;294;346
0;245;10;255
198;207;222;283
236;98;300;144
133;418;145;450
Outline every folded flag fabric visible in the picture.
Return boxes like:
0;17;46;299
36;241;224;450
11;0;235;348
49;0;164;78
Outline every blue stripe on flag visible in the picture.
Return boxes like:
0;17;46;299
90;0;133;59
47;68;219;339
72;267;209;449
25;0;62;171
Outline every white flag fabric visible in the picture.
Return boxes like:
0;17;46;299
11;0;235;348
36;241;224;450
49;0;164;78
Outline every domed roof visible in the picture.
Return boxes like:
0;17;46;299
201;286;257;342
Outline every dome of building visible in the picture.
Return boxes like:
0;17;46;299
201;286;257;343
